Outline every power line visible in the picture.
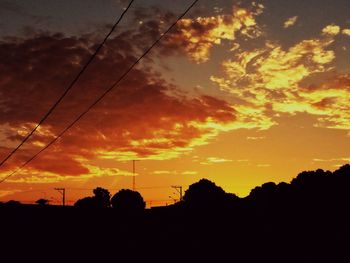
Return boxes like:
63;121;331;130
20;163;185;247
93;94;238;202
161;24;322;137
62;186;178;191
0;0;199;184
0;0;135;169
136;186;172;190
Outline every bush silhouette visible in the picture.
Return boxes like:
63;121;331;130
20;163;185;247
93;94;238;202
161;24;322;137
2;164;350;262
248;182;278;203
111;189;145;212
74;187;111;208
93;187;111;208
36;198;49;206
5;200;22;207
183;178;237;209
74;196;97;208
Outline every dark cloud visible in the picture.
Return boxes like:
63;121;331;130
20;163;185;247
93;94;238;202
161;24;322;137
0;30;236;176
312;97;337;109
0;1;25;15
0;1;51;25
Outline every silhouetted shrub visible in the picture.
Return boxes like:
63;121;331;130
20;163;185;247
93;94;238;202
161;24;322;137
249;182;277;197
111;189;145;212
183;179;237;209
74;196;97;208
5;200;22;207
334;164;350;176
36;198;49;206
93;187;111;208
74;187;111;208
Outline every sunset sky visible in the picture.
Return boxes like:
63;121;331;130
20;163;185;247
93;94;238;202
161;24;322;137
1;0;350;206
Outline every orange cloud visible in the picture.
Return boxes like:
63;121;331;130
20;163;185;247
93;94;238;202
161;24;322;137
0;189;21;198
211;24;350;131
0;32;238;181
200;157;233;165
161;4;263;63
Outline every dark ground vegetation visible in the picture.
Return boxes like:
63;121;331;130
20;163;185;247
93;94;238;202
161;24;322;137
1;165;350;262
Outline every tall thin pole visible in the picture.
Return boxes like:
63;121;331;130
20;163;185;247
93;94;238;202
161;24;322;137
54;188;66;206
132;160;136;191
171;186;183;202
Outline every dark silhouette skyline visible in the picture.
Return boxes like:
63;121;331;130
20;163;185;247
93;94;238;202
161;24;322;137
1;164;350;262
3;164;350;208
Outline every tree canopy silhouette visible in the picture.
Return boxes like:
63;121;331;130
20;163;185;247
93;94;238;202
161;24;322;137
111;189;145;212
4;200;22;207
244;164;350;214
183;178;238;209
74;187;111;208
93;187;111;208
36;198;49;206
2;164;350;262
74;196;97;208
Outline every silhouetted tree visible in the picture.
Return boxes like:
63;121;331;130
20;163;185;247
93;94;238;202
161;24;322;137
291;168;330;190
2;164;350;262
248;182;277;201
74;187;111;208
5;200;22;207
93;187;111;208
36;198;49;206
287;164;350;210
74;196;97;208
333;163;350;177
183;179;237;209
111;189;145;212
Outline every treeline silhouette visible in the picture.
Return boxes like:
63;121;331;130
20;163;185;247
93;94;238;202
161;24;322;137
1;164;350;262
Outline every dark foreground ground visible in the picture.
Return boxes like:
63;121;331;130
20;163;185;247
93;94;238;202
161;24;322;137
1;200;349;262
2;165;350;262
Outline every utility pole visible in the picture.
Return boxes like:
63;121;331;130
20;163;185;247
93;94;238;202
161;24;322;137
132;160;140;191
54;188;65;206
171;185;183;202
168;196;177;204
